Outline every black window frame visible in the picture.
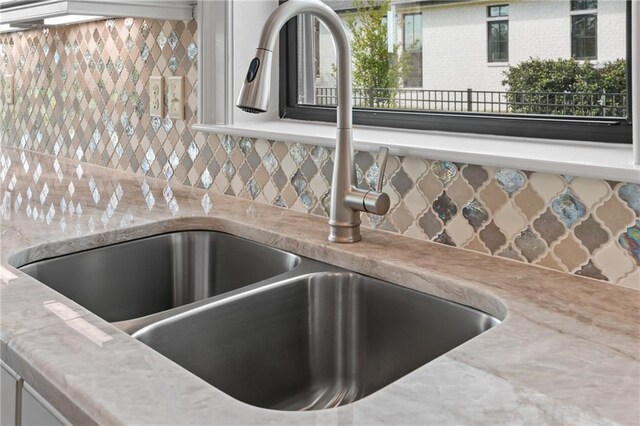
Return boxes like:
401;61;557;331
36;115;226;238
571;13;597;60
278;0;632;144
488;4;509;17
571;0;597;11
487;20;509;62
403;12;422;52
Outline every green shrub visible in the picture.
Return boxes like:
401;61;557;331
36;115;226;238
501;58;627;116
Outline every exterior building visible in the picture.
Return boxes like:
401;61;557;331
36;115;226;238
316;0;627;93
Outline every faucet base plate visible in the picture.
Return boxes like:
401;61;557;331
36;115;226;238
328;224;362;243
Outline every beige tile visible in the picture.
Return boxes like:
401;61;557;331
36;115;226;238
479;180;508;214
417;171;443;203
401;156;428;181
447;175;473;208
463;234;490;254
513;184;545;221
403;186;429;217
595;195;635;236
390;202;414;234
447;213;475;247
529;172;566;203
570;177;610;210
616;268;640;290
493;201;527;241
553;235;589;273
593;241;636;283
535;252;565;272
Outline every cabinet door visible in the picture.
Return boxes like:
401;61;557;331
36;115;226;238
1;362;19;426
21;384;68;426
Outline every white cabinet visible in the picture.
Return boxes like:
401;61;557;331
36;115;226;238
1;362;19;426
1;362;69;426
21;384;68;426
0;0;195;27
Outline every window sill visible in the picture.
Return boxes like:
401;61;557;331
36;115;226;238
192;119;639;183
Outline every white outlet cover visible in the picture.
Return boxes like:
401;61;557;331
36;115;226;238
149;76;164;118
167;76;184;120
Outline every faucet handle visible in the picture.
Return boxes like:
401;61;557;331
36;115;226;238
346;146;391;216
375;146;389;192
360;146;391;216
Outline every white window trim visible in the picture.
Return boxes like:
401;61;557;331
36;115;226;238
194;0;640;183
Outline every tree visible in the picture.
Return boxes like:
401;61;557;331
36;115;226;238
344;0;411;108
501;58;627;116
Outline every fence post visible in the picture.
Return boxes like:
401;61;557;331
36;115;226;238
467;88;473;112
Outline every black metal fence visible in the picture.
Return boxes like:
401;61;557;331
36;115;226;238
314;87;627;117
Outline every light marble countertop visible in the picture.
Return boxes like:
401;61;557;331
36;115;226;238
1;147;638;425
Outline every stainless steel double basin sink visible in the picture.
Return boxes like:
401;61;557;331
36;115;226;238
19;231;500;411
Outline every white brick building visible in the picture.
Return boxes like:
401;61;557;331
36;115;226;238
315;0;627;92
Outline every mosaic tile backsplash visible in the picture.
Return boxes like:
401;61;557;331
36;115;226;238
1;18;638;289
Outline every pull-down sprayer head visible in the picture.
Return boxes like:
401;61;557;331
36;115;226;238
236;48;273;114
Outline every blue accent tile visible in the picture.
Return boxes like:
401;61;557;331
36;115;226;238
291;171;307;194
431;161;457;186
495;169;526;196
619;221;640;263
618;183;640;216
551;190;586;227
462;198;488;230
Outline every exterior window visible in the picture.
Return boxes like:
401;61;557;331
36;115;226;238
487;5;509;63
488;4;509;17
571;0;597;60
571;14;597;59
403;13;422;49
488;21;509;62
403;13;422;87
571;0;597;11
286;0;630;143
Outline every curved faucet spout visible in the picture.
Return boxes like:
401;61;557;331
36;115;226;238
258;0;352;130
236;0;389;243
238;0;352;129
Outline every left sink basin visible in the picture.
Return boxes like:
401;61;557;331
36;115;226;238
18;231;301;322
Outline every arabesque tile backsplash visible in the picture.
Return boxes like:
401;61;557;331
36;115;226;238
1;18;638;289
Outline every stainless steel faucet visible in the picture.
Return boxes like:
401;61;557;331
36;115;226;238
236;0;390;243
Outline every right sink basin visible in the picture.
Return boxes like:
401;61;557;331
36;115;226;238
134;271;500;411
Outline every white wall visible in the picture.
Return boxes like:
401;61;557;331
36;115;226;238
598;0;628;61
317;21;336;86
422;0;626;92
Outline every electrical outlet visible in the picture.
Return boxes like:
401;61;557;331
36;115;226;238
167;76;184;120
4;74;14;105
149;76;164;118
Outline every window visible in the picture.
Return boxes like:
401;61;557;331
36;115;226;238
488;21;509;62
571;0;597;11
571;0;597;60
488;4;509;17
487;5;509;62
403;13;422;87
403;13;422;49
282;0;631;143
572;14;597;59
